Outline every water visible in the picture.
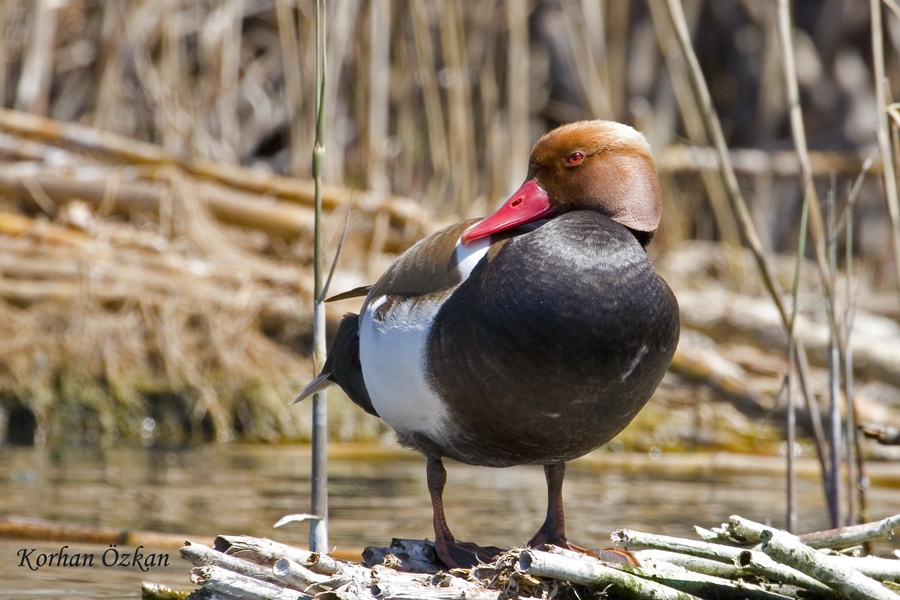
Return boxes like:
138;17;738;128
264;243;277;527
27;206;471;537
1;442;898;598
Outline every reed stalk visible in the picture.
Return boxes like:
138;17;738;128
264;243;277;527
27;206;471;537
838;156;875;527
439;0;477;216
505;0;530;193
785;189;810;533
409;1;448;208
14;0;58;116
658;0;835;520
774;0;844;527
309;0;328;553
825;187;843;527
647;0;743;265
367;0;390;193
871;0;900;299
659;0;788;323
275;0;304;176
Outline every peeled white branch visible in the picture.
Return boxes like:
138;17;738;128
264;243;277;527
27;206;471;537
827;555;900;582
191;564;312;600
371;574;499;600
518;548;701;600
182;542;302;592
730;516;900;600
621;557;797;600
272;557;333;592
631;549;746;578
214;535;318;568
612;528;834;595
798;513;900;550
761;529;900;600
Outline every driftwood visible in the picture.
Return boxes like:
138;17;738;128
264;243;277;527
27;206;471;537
0;108;439;247
657;144;882;178
861;425;900;446
0;514;186;549
148;513;900;600
676;287;900;389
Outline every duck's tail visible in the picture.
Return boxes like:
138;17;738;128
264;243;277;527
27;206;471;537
290;313;379;417
291;371;333;404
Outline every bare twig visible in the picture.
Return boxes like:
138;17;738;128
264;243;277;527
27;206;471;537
860;424;900;445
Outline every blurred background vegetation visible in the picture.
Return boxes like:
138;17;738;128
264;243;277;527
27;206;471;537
0;0;898;452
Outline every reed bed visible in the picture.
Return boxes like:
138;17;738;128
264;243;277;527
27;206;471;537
1;1;899;532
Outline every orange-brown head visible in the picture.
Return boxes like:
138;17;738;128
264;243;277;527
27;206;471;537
462;120;662;245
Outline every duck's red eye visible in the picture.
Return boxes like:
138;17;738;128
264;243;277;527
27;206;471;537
567;152;584;166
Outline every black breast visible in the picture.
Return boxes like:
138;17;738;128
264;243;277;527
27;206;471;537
424;211;679;467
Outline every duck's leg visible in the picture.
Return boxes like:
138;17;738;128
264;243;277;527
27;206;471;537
527;462;569;548
426;456;503;568
527;461;638;565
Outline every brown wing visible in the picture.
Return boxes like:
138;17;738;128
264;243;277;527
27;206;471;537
366;219;482;304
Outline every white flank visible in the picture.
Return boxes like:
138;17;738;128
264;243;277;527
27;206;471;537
359;295;449;440
358;234;490;442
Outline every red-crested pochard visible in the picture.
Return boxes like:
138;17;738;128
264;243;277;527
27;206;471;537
295;120;680;568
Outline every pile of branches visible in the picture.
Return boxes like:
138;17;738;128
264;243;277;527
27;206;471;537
0;108;438;445
148;513;900;599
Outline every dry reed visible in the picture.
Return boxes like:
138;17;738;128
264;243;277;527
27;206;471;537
0;2;897;472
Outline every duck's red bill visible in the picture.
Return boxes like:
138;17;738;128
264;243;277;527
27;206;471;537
462;180;555;244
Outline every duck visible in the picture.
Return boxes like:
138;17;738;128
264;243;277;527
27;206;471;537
294;119;680;568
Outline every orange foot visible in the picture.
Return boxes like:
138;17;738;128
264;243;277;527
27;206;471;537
435;537;505;569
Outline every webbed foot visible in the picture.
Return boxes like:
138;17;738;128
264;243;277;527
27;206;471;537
435;536;505;569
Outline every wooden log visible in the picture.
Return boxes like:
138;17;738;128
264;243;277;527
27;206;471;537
182;541;307;592
611;528;837;596
668;342;772;417
729;516;900;600
212;536;360;574
304;552;347;576
0;107;440;240
823;555;900;582
543;545;789;599
214;535;317;568
191;564;312;600
370;578;499;600
657;144;882;177
618;557;798;600
676;288;900;389
0;514;186;549
798;513;900;550
0;162;314;239
761;529;900;600
0;131;91;165
272;557;335;593
630;549;743;578
369;566;500;599
518;549;702;600
860;425;900;446
0;209;88;245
